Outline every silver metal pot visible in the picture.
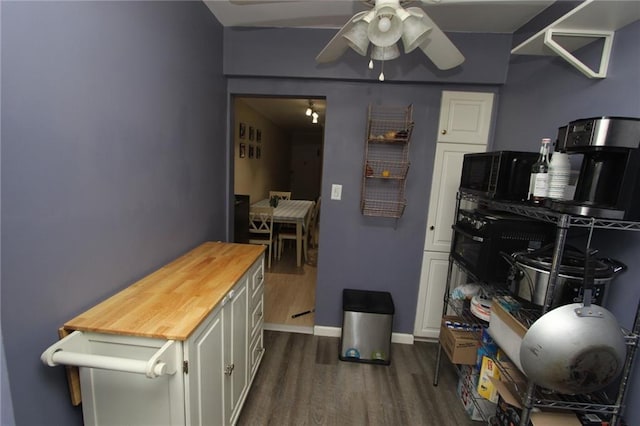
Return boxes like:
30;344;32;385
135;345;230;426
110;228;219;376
520;249;627;395
506;245;625;308
520;302;626;394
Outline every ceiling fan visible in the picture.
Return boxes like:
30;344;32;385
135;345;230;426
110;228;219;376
315;0;465;72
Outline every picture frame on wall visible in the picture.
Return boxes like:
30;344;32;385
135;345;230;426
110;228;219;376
249;126;255;141
239;123;246;139
256;129;262;142
239;143;246;158
256;146;261;159
249;145;254;158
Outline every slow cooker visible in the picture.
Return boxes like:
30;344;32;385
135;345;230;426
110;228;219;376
506;244;625;308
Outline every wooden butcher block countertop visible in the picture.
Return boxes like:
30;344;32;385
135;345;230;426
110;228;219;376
64;242;265;341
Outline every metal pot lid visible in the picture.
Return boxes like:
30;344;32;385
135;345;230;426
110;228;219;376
514;247;615;279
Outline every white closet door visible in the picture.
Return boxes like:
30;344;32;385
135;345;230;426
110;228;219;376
437;91;495;145
423;143;486;252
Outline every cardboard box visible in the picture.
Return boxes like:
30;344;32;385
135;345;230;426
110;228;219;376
477;356;500;402
575;412;611;425
440;316;479;365
496;357;527;385
492;378;581;426
488;300;528;372
457;365;496;421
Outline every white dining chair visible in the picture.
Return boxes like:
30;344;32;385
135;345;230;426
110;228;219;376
308;196;321;248
277;201;315;263
268;191;292;200
249;206;276;268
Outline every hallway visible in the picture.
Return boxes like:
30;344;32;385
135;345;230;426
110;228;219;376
263;246;317;331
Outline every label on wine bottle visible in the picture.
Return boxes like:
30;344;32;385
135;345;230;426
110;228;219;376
532;172;549;198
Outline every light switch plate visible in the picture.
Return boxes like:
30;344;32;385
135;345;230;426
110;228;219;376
331;184;342;200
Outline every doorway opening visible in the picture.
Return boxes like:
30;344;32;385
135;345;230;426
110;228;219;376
232;95;325;334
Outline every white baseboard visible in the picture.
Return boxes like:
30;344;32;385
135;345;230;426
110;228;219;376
264;323;314;335
313;325;414;345
392;333;414;345
313;325;341;337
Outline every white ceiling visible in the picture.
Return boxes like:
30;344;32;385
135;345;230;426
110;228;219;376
236;97;327;131
216;0;556;131
205;0;555;32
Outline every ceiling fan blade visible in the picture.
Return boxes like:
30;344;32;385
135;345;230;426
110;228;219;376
410;7;464;70
230;0;302;4
315;11;369;64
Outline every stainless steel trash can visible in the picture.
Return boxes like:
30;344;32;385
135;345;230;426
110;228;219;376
340;289;394;365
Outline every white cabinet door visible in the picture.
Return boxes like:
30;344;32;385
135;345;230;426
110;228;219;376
413;252;450;339
424;143;486;252
226;281;249;426
437;91;495;145
414;253;467;339
185;305;225;426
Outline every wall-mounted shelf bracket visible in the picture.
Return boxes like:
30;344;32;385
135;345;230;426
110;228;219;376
511;0;640;79
543;29;613;79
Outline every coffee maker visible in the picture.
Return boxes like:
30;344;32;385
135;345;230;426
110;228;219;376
550;116;640;220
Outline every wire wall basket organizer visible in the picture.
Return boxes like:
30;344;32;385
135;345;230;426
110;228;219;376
361;104;414;218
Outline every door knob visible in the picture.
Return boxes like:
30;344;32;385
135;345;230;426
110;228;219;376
224;363;235;376
430;226;435;230
441;129;447;135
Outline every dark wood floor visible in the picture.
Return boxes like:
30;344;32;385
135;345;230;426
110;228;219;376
238;331;482;426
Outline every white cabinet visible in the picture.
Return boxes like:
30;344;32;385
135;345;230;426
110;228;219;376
186;255;264;426
248;259;265;380
225;281;249;425
42;248;265;426
186;303;225;426
185;275;249;426
437;91;494;145
414;91;493;339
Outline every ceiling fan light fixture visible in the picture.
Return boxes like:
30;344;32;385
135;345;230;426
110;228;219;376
401;16;431;53
311;112;319;124
305;101;313;116
378;16;392;32
368;7;402;48
343;21;370;56
371;44;400;61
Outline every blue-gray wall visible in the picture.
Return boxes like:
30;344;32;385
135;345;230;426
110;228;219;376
225;27;512;84
227;78;500;334
2;1;639;424
494;20;640;425
1;2;226;424
224;26;513;335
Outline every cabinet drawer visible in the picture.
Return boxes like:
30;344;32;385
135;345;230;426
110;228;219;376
250;298;264;337
249;331;264;378
250;258;265;304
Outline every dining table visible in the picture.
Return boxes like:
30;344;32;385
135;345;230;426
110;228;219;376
252;199;314;267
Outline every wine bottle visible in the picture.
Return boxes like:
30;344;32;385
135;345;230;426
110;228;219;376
529;138;551;204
